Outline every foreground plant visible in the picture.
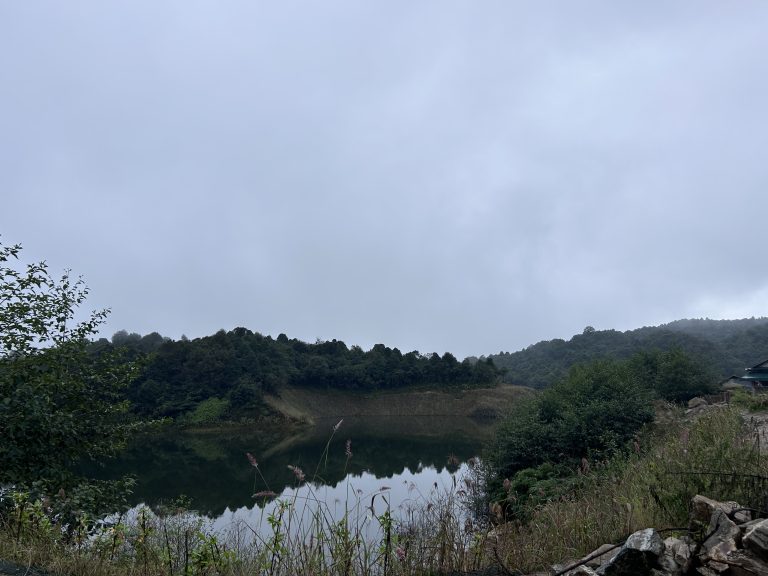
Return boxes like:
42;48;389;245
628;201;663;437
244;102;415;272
492;405;768;573
0;239;140;527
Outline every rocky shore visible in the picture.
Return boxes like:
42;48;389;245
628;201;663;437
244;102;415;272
549;494;768;576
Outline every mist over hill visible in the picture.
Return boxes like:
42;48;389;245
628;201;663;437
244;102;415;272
486;317;768;388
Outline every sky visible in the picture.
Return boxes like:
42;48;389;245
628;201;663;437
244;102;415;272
1;2;767;359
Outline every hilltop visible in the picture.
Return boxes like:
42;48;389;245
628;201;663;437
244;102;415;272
91;317;768;422
486;317;768;388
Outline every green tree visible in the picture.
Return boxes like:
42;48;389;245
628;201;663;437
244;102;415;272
0;241;135;496
629;347;716;402
486;358;654;504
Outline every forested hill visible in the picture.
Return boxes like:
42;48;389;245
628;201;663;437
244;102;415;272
93;328;501;419
487;318;768;389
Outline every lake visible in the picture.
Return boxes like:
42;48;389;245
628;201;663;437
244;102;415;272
95;416;496;539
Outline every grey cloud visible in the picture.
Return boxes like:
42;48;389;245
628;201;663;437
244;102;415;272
2;1;767;358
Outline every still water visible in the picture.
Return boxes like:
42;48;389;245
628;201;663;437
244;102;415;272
96;416;494;536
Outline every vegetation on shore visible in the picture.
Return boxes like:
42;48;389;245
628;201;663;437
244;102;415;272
2;401;766;575
93;327;502;423
483;348;715;520
3;238;768;575
0;241;137;520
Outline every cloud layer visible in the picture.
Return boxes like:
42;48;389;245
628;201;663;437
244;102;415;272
2;2;767;357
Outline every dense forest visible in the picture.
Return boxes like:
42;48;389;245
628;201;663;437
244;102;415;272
486;318;768;389
91;328;502;419
92;317;768;421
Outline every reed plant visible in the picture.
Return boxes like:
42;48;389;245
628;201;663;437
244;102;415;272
0;419;485;575
491;404;768;574
2;405;766;575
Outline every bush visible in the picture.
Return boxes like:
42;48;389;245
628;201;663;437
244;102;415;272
181;397;230;424
486;358;655;508
0;240;136;500
629;347;717;402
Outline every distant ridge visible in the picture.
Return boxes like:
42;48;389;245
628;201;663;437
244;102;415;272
487;317;768;389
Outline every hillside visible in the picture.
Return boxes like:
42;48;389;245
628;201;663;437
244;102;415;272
488;317;768;388
94;328;503;420
98;317;768;419
263;382;531;423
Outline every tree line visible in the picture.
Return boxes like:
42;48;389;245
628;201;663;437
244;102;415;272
91;328;502;419
486;318;768;389
484;347;715;519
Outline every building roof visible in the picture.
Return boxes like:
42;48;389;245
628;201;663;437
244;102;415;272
746;360;768;375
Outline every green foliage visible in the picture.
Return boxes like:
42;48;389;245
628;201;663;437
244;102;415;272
181;397;230;425
727;387;768;412
489;318;768;389
0;240;135;501
486;358;655;512
486;347;732;522
120;328;503;420
501;462;578;520
490;406;768;573
628;347;717;402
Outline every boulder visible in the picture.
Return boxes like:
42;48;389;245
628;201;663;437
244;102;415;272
598;529;664;576
742;518;768;559
585;544;621;568
658;536;694;575
700;509;740;563
724;548;768;576
688;397;708;409
553;544;620;576
690;495;743;526
555;566;599;576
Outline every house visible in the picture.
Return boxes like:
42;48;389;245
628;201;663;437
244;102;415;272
721;360;768;392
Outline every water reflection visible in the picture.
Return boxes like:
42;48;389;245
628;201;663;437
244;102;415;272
95;416;493;517
213;464;472;545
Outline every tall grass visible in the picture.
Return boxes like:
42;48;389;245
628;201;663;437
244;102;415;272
0;419;484;575
492;405;768;573
1;405;766;575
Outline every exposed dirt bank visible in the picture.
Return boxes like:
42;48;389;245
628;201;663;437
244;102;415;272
263;383;532;424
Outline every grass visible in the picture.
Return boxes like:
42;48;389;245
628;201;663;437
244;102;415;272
492;404;768;572
2;403;767;575
263;383;533;423
728;386;768;412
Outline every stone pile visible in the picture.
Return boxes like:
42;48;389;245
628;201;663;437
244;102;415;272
552;495;768;576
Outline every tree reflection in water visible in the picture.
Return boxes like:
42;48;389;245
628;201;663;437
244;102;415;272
90;416;493;519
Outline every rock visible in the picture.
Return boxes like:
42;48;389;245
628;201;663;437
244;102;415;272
733;508;753;524
552;561;577;574
553;544;621;576
738;518;764;536
704;560;729;573
742;518;768;559
688;397;708;409
555;566;598;576
585;544;621;568
598;528;664;575
547;497;765;576
700;509;741;563
690;495;744;525
658;536;694;575
725;549;768;576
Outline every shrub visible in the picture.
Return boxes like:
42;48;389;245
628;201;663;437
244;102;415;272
486;359;654;505
181;397;230;425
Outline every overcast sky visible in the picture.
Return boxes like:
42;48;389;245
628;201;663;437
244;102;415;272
2;2;767;358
